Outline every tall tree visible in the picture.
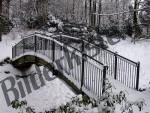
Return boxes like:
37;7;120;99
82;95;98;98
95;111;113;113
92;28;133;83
36;0;48;23
133;0;141;39
98;0;101;26
139;0;150;34
92;0;96;26
89;0;92;26
0;0;2;41
84;0;87;23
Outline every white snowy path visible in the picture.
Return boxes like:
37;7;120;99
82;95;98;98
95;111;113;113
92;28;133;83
108;37;150;89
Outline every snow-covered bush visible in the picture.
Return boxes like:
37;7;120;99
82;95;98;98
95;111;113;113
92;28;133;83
97;79;145;113
97;25;125;39
0;57;12;66
55;94;96;113
11;100;35;113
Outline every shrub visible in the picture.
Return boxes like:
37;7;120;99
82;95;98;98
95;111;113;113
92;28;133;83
96;25;125;39
0;15;13;34
98;79;145;113
26;16;48;29
123;20;133;37
0;57;12;66
11;100;35;113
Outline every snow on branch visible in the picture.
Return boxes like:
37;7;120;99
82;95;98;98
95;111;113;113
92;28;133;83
91;6;150;16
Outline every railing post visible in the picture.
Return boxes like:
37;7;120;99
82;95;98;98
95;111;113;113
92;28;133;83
22;38;25;63
12;46;14;58
23;38;25;54
52;38;55;62
114;52;118;79
136;62;140;90
102;66;108;94
15;45;16;57
34;35;37;53
52;37;56;76
81;40;85;90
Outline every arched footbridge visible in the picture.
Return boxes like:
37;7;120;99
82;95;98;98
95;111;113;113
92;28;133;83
12;32;140;99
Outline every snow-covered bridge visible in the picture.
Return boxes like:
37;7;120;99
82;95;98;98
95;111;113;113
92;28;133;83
12;32;140;99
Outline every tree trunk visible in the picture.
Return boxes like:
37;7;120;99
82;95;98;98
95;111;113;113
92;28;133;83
36;0;48;23
89;0;92;26
93;0;96;27
72;0;75;20
98;0;101;26
0;0;2;41
133;0;141;41
84;0;87;23
133;0;138;28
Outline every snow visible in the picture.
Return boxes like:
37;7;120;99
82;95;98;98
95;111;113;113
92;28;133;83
24;65;76;112
0;64;76;113
53;77;150;113
0;31;76;113
0;28;37;61
107;37;150;89
109;77;150;113
1;31;150;112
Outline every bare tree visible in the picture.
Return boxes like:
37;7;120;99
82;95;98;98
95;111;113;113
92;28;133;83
0;0;2;41
133;0;141;39
36;0;48;23
98;0;102;26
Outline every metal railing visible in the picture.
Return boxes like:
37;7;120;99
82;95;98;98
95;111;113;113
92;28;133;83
83;40;140;90
58;34;140;90
12;33;107;99
12;32;140;99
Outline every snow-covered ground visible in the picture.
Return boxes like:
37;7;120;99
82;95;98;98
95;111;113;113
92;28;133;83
0;64;75;113
107;37;150;89
1;31;150;113
0;30;76;113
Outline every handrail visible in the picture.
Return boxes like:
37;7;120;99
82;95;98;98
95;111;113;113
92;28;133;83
12;32;140;90
15;31;138;65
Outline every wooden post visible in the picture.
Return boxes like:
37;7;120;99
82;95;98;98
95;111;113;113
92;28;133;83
102;66;107;94
114;52;118;79
136;62;140;90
